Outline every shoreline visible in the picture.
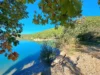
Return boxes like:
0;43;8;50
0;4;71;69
32;38;55;41
17;38;56;41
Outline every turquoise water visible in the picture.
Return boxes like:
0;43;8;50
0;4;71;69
0;40;42;75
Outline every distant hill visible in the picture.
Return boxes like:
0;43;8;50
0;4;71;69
18;16;100;40
18;26;64;40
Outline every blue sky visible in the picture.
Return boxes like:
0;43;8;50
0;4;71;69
20;0;54;34
82;0;100;16
21;0;100;34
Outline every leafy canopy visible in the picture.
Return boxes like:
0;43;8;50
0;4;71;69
16;0;82;28
17;0;100;28
0;0;28;60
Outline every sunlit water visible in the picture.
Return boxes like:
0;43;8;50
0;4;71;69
0;40;42;75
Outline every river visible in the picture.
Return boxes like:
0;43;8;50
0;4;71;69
0;40;42;75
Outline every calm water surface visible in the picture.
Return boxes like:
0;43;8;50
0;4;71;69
0;40;42;75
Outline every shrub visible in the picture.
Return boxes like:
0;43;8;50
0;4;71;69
40;42;56;66
77;32;100;45
77;32;95;42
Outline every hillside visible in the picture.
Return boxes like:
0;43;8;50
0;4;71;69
19;16;100;41
18;26;64;40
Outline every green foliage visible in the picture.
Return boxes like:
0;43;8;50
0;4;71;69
16;0;35;3
0;0;28;60
77;32;100;45
77;32;96;42
98;0;100;4
20;17;100;44
32;27;63;39
15;0;100;28
56;17;100;49
19;27;63;40
33;0;82;27
40;43;56;66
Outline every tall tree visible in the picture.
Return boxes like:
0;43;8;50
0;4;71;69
0;0;28;60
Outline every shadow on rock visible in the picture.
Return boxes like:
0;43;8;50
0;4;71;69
80;45;100;59
42;55;83;75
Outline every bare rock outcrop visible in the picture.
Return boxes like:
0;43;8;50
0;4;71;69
42;55;82;75
76;53;100;75
41;52;100;75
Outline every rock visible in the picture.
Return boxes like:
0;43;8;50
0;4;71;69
51;55;63;66
50;64;74;75
49;55;81;75
45;52;100;75
60;51;66;56
76;53;100;75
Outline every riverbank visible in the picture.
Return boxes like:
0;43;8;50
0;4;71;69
31;38;55;41
17;37;56;42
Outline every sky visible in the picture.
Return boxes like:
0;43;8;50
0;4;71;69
20;0;100;34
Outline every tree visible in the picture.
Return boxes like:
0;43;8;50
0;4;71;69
34;0;82;28
0;0;28;60
17;0;100;28
40;42;56;66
